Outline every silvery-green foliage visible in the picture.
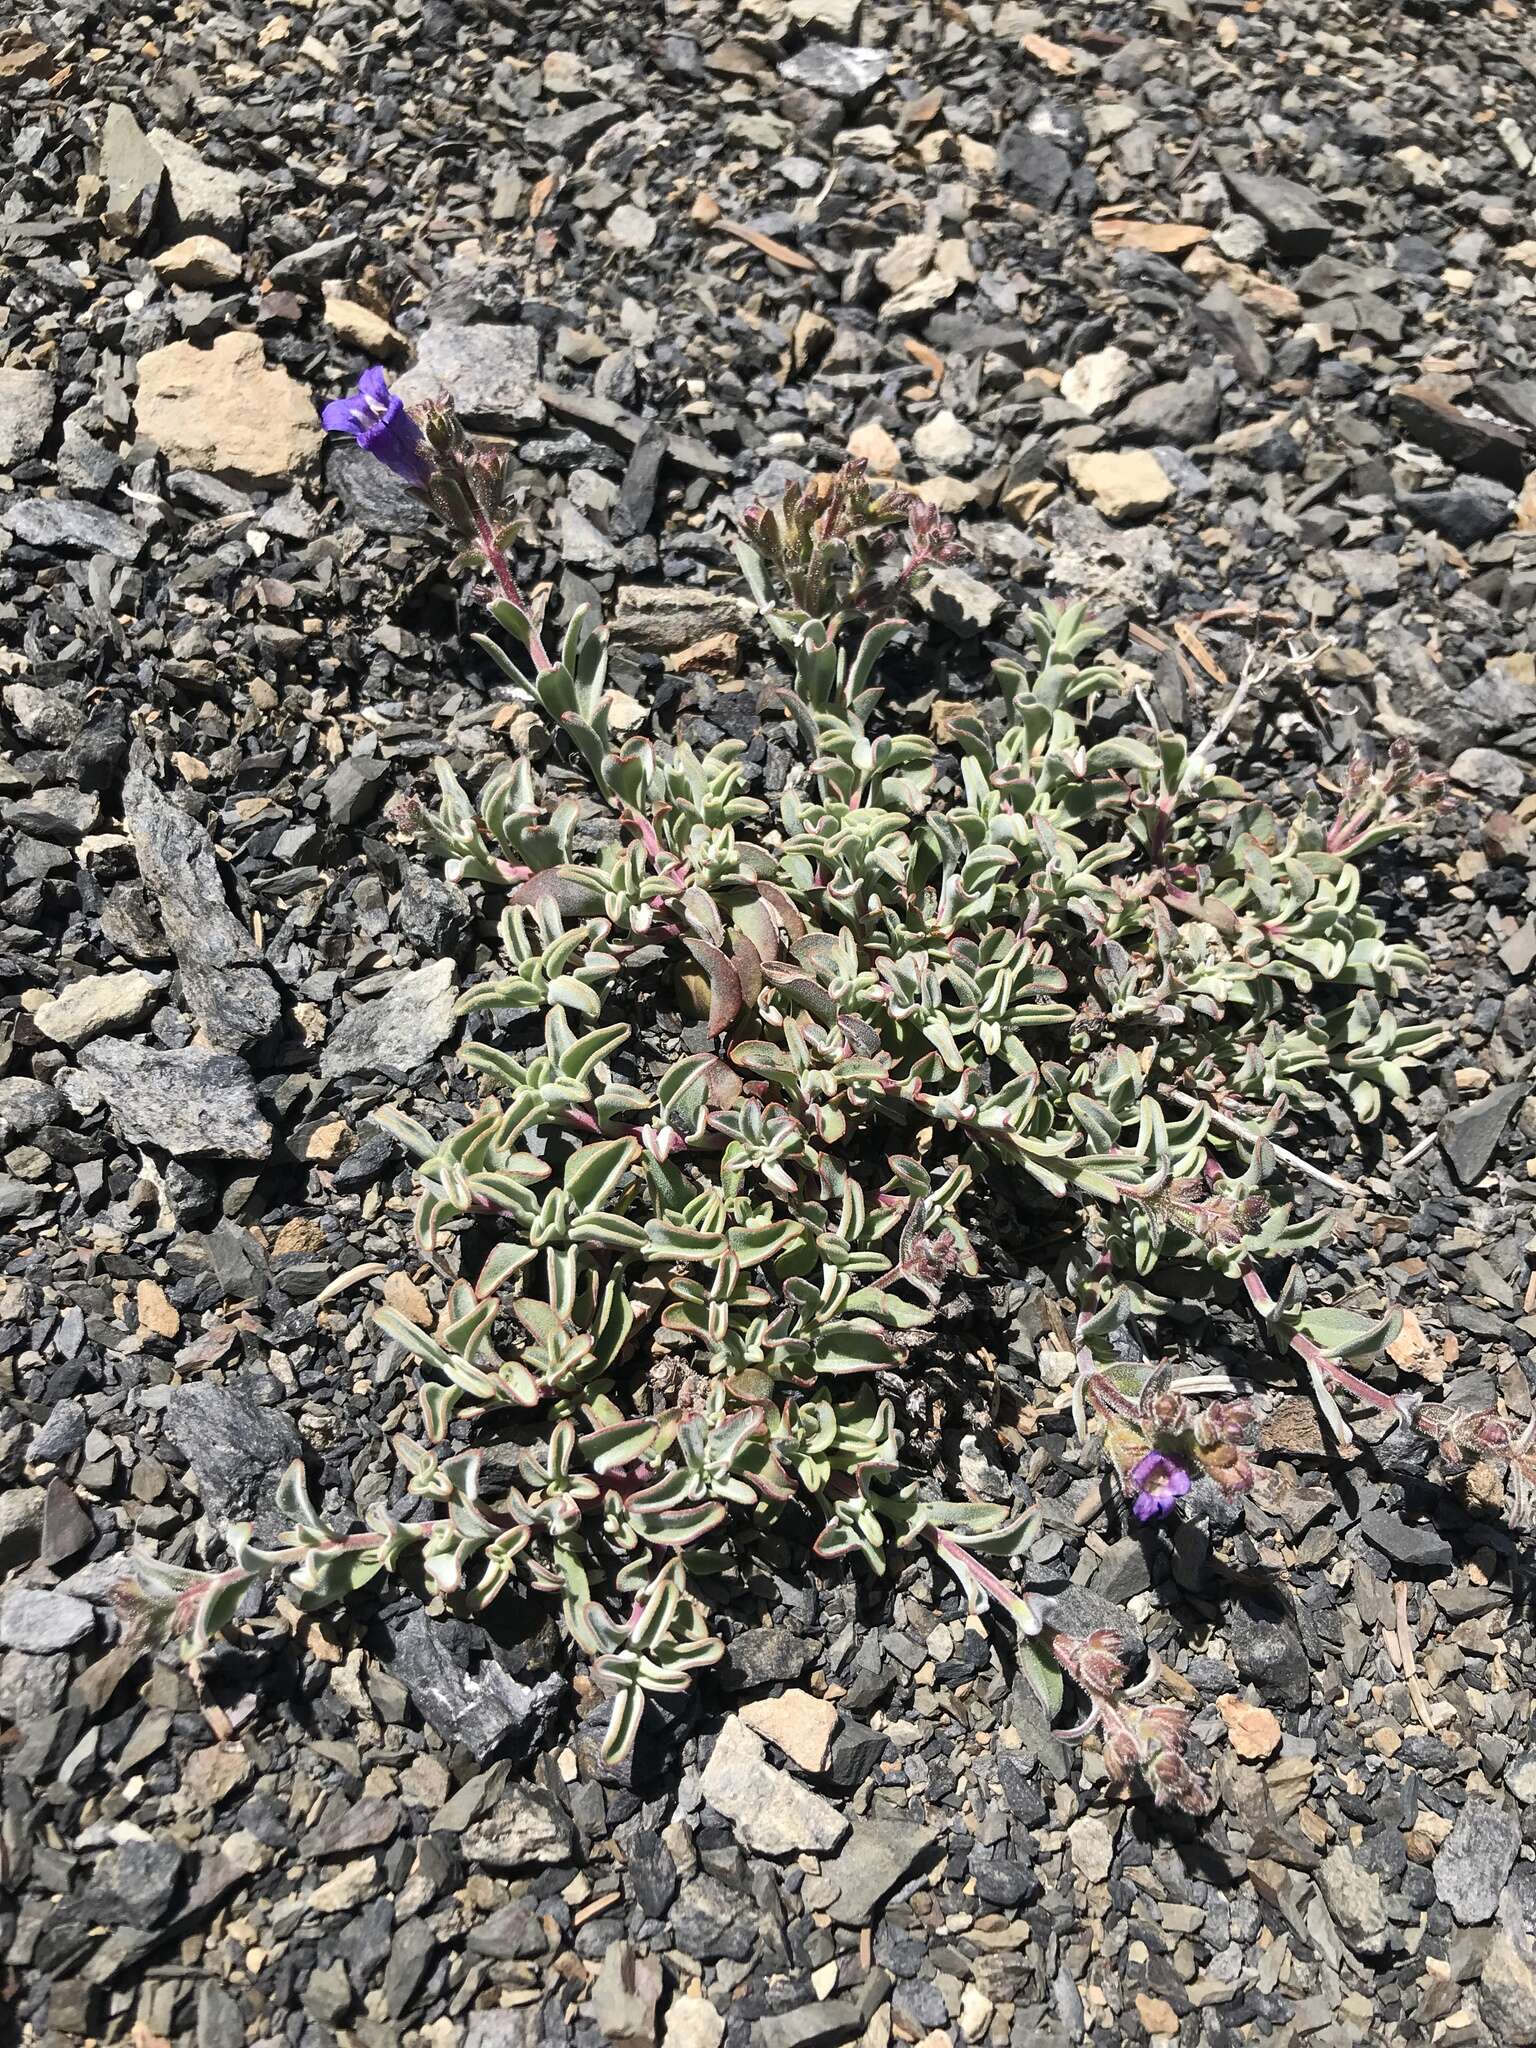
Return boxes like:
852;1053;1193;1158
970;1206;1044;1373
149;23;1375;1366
134;469;1450;1805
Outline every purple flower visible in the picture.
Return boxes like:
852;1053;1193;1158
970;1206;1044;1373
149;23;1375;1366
320;367;433;488
1128;1449;1191;1522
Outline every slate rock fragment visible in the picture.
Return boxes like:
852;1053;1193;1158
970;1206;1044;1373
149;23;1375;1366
163;1379;303;1523
1391;383;1530;486
79;1838;186;1928
1441;1081;1523;1187
321;958;457;1080
379;1608;565;1765
0;1586;94;1652
814;1818;939;1926
777;44;888;99
2;498;142;560
998;128;1075;211
1224;170;1332;257
1359;1508;1454;1576
0;368;55;466
329;440;432;535
1116;367;1223;445
1434;1800;1521;1925
77;1039;271;1160
1399;479;1514;547
396;323;542;432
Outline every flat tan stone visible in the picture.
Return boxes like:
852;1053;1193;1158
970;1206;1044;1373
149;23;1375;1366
848;419;903;474
323;293;405;357
379;1271;433;1329
135;331;322;486
1066;448;1174;520
136;1278;180;1340
151;236;242;287
1217;1694;1282;1760
739;1688;837;1773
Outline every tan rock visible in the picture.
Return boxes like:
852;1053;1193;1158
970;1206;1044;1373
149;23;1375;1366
699;1716;847;1856
1060;344;1137;417
1067;449;1174;520
663;2000;725;2048
740;1688;837;1773
135;331;322;486
323;292;405;358
379;1271;433;1329
1135;1995;1179;2039
136;1278;180;1340
303;1118;352;1164
33;969;160;1049
913;407;975;468
151;236;242;287
958;1987;994;2043
272;1216;327;1257
1067;1812;1114;1883
1217;1694;1282;1761
848;419;903;474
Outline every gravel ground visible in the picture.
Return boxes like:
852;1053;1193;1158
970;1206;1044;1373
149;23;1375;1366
4;2;1536;2044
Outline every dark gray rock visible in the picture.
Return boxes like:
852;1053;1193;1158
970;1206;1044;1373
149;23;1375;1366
1115;367;1223;445
398;865;471;955
758;2001;863;2048
267;233;357;289
625;1830;678;1919
2;497;142;559
1400;480;1514;547
823;1718;887;1791
383;1918;438;2019
998;129;1074;210
324;755;390;826
77;1038;271;1159
1195;283;1271;384
721;1625;814;1690
163;1378;303;1524
1227;1599;1310;1708
1224;170;1332;257
80;1837;186;1928
0;1078;63;1146
671;1874;762;1961
524;101;624;157
467;1902;550;1960
328;439;432;533
0;1586;94;1652
1391;384;1530;487
380;1608;565;1765
1442;1082;1524;1188
122;752;281;1056
1360;1508;1454;1576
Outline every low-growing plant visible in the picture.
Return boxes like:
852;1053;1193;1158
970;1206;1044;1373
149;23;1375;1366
126;372;1532;1812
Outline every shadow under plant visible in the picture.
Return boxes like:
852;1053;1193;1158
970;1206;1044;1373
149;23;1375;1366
124;370;1536;1817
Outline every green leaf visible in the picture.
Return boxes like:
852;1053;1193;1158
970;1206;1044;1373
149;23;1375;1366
563;1137;640;1210
1018;1638;1065;1719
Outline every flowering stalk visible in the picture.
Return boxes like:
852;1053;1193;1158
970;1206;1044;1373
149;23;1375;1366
320;367;551;670
1050;1626;1213;1814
